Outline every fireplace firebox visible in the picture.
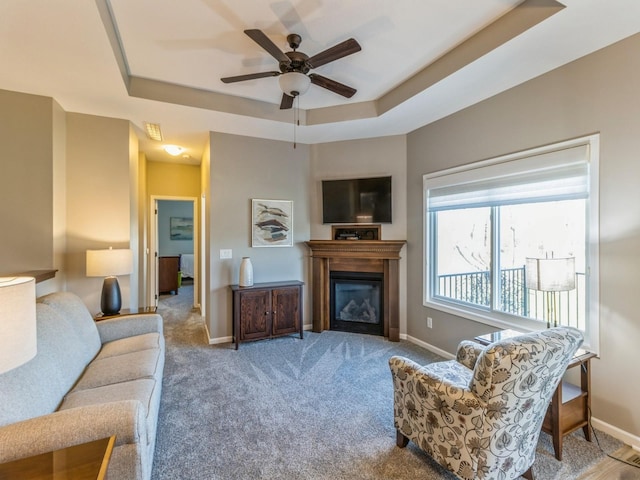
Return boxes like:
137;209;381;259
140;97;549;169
330;272;383;336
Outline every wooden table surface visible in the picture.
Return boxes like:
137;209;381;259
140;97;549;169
0;436;115;480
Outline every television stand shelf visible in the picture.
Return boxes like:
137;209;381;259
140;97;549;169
331;224;381;240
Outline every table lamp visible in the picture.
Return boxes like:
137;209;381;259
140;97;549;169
0;276;37;374
526;257;576;328
86;248;133;315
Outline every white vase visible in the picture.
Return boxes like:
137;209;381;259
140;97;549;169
239;257;254;287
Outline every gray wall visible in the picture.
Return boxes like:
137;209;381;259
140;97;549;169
207;132;311;341
158;200;194;256
310;136;408;331
407;33;640;438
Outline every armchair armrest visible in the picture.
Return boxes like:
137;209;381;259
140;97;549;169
0;400;145;463
456;340;485;370
389;356;483;472
97;313;163;343
389;355;474;395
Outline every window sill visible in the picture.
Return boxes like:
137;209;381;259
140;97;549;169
425;298;597;353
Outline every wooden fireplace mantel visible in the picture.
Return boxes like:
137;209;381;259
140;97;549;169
305;240;406;341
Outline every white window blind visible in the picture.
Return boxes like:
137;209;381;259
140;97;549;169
427;145;589;210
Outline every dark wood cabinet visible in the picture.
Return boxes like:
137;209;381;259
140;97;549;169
230;281;303;349
159;256;180;294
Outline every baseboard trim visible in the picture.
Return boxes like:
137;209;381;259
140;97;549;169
203;322;232;346
591;417;640;451
206;325;312;345
209;335;233;345
405;334;455;360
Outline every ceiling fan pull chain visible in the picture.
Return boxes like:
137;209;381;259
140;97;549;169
293;96;297;149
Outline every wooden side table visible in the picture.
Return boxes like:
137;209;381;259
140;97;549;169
94;306;157;321
0;436;115;479
474;329;596;460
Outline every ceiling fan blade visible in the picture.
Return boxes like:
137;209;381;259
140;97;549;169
306;38;361;69
309;74;356;98
244;29;290;65
280;93;295;110
221;71;280;83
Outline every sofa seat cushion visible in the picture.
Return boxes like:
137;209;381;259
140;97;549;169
60;378;160;445
72;349;163;391
97;333;164;359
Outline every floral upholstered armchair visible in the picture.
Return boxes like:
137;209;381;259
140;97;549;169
389;327;583;480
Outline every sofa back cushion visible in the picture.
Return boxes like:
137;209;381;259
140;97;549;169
38;291;101;364
0;303;93;426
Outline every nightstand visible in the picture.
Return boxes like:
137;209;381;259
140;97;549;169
94;306;157;321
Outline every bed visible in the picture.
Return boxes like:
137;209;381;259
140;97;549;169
180;253;195;278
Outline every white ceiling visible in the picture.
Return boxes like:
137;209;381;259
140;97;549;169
1;0;639;164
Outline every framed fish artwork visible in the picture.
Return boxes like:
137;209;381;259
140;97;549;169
251;199;293;247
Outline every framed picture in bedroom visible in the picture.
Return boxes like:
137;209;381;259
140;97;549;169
251;199;293;247
170;217;193;240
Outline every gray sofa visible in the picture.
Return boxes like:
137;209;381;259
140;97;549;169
0;291;164;480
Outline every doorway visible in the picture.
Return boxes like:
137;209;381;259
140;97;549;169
149;196;199;310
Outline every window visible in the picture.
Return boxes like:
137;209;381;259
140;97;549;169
424;136;599;352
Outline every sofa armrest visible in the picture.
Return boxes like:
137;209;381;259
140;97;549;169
456;340;485;370
97;313;163;343
0;400;146;463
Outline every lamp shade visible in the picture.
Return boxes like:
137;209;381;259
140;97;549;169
279;72;311;97
86;248;133;277
526;257;576;292
0;277;37;374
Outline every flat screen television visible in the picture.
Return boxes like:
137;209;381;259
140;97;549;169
322;176;392;224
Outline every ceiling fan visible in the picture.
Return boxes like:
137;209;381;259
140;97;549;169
221;29;361;109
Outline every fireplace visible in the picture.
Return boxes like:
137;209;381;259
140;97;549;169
330;272;383;336
305;240;406;341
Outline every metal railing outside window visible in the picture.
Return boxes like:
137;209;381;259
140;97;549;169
438;267;585;329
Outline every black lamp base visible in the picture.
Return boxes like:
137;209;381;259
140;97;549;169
101;276;122;315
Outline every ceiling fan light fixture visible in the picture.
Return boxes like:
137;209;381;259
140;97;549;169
279;72;310;97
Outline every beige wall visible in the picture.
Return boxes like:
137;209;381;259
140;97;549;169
137;153;148;303
310;136;408;332
0;90;55;274
407;33;640;440
147;160;201;306
0;92;141;305
50;100;67;295
65;113;133;314
147;161;201;197
201;138;211;323
207;132;310;341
